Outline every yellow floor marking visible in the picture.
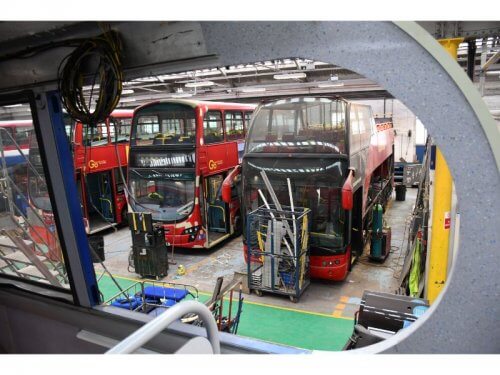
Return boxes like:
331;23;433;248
244;299;354;321
335;303;346;310
105;274;354;321
332;310;343;318
340;296;349;303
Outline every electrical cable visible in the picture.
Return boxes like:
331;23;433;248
57;30;123;127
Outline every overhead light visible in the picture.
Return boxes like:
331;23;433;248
185;81;215;88
172;92;193;98
120;97;136;103
122;89;134;95
273;72;307;80
240;87;266;93
317;82;345;88
4;104;23;108
485;70;500;76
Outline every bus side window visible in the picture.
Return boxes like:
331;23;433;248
15;126;31;147
349;107;361;154
1;127;15;146
225;111;244;140
357;107;371;150
204;111;223;144
110;118;131;143
244;111;253;135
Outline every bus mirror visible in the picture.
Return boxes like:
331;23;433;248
342;170;354;211
222;166;241;203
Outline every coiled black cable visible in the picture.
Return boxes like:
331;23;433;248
58;31;123;127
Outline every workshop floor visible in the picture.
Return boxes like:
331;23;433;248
94;188;416;351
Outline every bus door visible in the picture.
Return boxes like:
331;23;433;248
86;171;115;226
205;174;230;237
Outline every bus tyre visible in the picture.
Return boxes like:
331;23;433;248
234;214;242;236
121;207;128;227
348;249;353;272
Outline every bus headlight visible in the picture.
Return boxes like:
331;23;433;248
182;225;200;235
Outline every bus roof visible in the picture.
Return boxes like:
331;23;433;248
0;120;33;127
110;109;134;118
134;99;256;114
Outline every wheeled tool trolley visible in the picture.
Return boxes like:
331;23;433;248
128;212;169;279
246;205;311;302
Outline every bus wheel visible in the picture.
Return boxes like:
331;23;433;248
234;214;242;236
348;248;353;272
121;207;129;227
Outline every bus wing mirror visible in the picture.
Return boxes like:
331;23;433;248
342;169;354;211
222;165;241;203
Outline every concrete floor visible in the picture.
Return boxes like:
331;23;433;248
94;188;417;319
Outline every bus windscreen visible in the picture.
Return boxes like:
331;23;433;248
246;97;346;154
130;103;196;146
128;169;195;222
242;157;347;253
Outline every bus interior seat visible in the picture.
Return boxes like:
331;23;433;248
178;135;193;143
263;134;278;152
204;133;222;144
282;133;295;142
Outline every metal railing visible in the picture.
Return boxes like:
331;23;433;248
106;300;220;354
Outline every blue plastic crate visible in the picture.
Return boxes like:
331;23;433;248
279;272;295;287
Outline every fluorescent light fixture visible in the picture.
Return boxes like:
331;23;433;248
4;104;23;108
273;72;307;80
485;70;500;76
185;81;215;88
172;92;193;98
122;89;134;95
317;82;345;88
119;97;136;103
240;87;266;93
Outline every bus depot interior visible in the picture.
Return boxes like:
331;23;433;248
0;21;498;355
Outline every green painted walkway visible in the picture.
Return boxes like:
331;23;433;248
97;274;353;351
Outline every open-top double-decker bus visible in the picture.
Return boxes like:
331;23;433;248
227;97;394;281
127;99;255;249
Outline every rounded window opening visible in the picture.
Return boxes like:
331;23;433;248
86;57;465;352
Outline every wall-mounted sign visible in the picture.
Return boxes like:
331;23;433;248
444;211;451;230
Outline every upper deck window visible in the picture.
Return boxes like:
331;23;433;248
225;111;244;140
131;103;196;146
109;117;132;143
203;111;223;144
246;98;346;154
83;123;109;146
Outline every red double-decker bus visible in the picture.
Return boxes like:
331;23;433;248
29;109;134;240
127;99;255;249
67;109;134;233
0;121;32;216
227;97;394;281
